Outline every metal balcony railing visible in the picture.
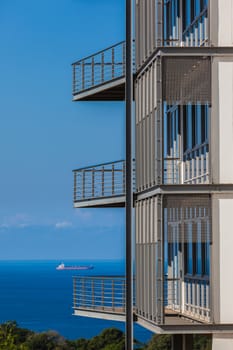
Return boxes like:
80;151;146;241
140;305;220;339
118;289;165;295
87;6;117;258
183;7;208;47
164;275;211;323
164;277;181;313
183;143;209;184
73;276;129;315
163;144;209;185
183;275;210;322
163;157;181;184
164;7;208;47
72;41;126;96
73;160;135;204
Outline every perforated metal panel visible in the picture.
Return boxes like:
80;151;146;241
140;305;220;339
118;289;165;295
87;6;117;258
163;195;211;323
164;195;212;243
163;57;211;104
135;197;159;323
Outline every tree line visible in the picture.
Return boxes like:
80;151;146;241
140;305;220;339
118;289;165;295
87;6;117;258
0;321;211;350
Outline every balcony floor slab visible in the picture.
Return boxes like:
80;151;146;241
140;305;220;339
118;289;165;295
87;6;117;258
73;308;125;322
72;78;125;101
73;195;125;208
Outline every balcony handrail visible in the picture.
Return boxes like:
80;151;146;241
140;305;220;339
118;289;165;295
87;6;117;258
73;159;135;204
73;159;126;172
184;274;210;282
72;41;135;96
73;275;126;280
182;7;208;38
73;276;135;316
72;41;125;66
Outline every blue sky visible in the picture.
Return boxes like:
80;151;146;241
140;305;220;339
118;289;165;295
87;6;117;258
0;0;126;260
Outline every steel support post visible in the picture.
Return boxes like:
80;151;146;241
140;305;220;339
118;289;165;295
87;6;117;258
126;0;133;349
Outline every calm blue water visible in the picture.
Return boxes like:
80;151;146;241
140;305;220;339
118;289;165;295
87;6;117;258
0;260;152;343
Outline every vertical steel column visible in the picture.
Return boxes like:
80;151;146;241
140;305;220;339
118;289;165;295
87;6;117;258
126;0;133;349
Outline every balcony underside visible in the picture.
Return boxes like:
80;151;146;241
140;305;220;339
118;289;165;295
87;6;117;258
73;307;125;322
72;78;125;101
73;195;125;208
73;307;228;334
136;315;233;335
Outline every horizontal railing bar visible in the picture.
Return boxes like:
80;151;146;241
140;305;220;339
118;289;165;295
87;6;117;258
74;62;124;67
182;7;208;37
73;276;126;279
73;159;125;172
72;41;125;65
74;169;124;173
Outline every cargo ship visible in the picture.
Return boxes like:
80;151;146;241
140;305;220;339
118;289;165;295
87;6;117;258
56;263;94;271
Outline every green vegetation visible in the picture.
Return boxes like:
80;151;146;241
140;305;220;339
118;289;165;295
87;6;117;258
0;321;212;350
0;323;126;350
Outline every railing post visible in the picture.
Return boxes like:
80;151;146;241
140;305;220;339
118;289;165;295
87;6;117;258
72;64;76;94
101;52;104;83
92;279;95;308
74;171;77;202
123;161;126;194
122;42;126;76
123;278;126;311
82;61;85;90
101;279;104;310
92;168;95;198
82;170;85;199
73;277;76;308
82;279;85;308
102;166;104;197
92;56;94;86
112;164;115;195
112;47;115;79
112;279;115;310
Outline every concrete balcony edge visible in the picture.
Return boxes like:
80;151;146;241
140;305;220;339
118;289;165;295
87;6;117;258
73;309;125;322
136;315;233;335
73;195;125;208
72;77;125;101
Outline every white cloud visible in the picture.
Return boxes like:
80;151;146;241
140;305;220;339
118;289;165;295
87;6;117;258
0;213;33;229
55;221;72;229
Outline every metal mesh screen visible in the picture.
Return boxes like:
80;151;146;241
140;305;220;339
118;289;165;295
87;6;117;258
163;194;211;323
163;57;211;105
164;195;212;243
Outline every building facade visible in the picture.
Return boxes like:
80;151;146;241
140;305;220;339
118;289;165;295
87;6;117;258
71;1;233;349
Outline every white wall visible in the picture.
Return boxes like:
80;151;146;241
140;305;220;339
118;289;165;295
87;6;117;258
211;59;233;184
212;196;233;324
219;199;233;323
218;0;233;46
210;0;233;46
212;334;233;350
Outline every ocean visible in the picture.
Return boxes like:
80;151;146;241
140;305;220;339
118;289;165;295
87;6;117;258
0;260;152;344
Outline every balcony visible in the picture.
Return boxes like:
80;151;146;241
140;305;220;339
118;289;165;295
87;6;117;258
72;41;126;101
165;275;211;324
73;274;210;328
73;276;129;321
73;160;135;208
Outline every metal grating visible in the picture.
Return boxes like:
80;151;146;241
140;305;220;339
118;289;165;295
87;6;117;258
164;195;212;243
163;57;211;105
163;195;211;323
